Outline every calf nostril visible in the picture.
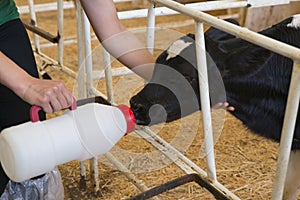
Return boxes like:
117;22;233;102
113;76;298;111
133;103;146;113
130;99;146;114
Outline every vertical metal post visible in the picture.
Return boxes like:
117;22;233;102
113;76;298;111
146;2;155;54
89;158;99;192
83;13;93;97
27;0;40;53
102;47;114;104
74;0;87;186
57;0;64;66
271;61;300;199
194;21;217;182
75;0;87;99
82;9;100;192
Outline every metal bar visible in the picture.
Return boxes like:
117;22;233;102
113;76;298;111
57;0;64;65
194;21;217;181
27;0;40;52
76;96;110;106
23;22;58;43
89;158;100;191
18;0;133;14
155;0;300;61
18;1;75;14
117;1;248;20
128;173;230;200
81;7;99;192
92;67;134;80
146;2;156;54
247;0;289;7
271;62;300;199
83;12;93;97
75;0;87;99
134;127;196;175
102;47;114;104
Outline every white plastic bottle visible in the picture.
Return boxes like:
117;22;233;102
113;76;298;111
0;103;136;182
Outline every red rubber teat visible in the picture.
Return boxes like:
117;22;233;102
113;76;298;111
117;104;136;134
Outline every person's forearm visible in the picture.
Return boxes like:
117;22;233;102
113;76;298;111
80;0;155;81
0;51;32;97
0;51;73;113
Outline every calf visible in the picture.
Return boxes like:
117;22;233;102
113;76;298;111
130;15;300;199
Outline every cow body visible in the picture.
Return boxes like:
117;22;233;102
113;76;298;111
130;15;300;199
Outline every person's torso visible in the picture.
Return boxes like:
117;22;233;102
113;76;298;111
0;0;19;26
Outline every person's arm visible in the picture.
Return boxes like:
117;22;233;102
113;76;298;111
79;0;234;111
0;51;73;113
79;0;155;81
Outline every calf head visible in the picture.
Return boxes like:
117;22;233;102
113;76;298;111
130;17;280;126
130;34;226;125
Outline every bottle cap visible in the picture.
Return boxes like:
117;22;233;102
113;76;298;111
117;104;136;134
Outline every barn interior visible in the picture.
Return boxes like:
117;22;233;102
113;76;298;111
13;0;300;199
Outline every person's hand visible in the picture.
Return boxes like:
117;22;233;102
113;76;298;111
212;102;235;111
21;77;73;113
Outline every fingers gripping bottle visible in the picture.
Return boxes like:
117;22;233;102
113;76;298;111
0;101;136;182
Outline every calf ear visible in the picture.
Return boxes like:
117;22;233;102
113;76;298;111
223;44;272;77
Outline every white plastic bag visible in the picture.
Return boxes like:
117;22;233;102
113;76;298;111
0;168;64;200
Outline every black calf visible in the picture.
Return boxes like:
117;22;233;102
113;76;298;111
130;16;300;149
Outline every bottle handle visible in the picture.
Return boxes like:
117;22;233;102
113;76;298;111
30;96;77;122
